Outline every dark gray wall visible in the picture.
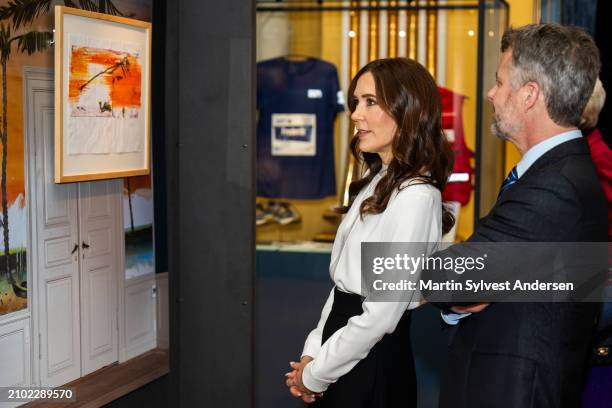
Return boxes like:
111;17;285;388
165;0;255;406
105;376;168;408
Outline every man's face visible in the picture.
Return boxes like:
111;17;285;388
487;50;523;141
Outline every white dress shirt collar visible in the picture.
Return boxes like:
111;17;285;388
515;129;582;178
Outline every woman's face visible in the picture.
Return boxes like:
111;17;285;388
351;72;397;164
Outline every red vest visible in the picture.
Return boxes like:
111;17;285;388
438;86;474;206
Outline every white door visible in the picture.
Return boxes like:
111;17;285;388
26;68;121;384
29;73;81;387
78;180;120;375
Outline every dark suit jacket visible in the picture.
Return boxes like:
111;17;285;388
424;138;608;408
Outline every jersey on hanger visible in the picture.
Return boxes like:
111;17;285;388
257;57;345;199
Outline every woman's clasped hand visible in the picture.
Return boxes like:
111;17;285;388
285;356;321;404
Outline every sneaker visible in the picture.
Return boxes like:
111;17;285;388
256;203;271;226
263;201;282;222
275;202;301;225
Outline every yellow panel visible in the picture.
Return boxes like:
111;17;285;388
446;9;478;241
426;0;437;78
288;11;322;56
368;1;379;61
503;0;536;174
388;2;398;57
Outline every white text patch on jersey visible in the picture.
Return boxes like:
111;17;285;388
271;113;317;156
337;90;345;106
307;89;323;99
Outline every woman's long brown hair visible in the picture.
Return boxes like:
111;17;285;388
339;58;455;234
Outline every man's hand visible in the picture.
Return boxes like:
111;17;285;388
451;303;490;313
285;356;321;404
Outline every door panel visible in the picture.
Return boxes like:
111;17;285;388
87;266;113;353
43;174;73;224
79;180;120;375
85;182;112;218
86;227;112;258
46;278;77;371
44;237;73;266
125;277;157;359
33;86;81;387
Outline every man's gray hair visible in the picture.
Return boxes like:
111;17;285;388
501;23;601;127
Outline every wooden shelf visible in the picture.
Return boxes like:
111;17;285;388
23;349;169;408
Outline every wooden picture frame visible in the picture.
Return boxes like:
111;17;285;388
54;6;152;183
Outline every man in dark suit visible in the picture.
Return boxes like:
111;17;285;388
423;24;608;408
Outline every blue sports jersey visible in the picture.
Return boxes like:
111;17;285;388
257;57;345;199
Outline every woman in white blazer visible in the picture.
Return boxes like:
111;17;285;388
285;58;455;407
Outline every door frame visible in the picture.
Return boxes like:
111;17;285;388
23;66;127;386
24;65;51;387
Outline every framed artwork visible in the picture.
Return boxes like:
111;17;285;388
54;6;152;183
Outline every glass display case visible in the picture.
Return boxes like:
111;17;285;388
255;0;509;244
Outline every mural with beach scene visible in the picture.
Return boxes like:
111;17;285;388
124;175;154;279
0;193;27;315
0;0;151;317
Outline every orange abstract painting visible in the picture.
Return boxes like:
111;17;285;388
69;46;142;118
65;37;146;156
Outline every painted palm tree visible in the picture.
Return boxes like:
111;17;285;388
0;1;124;30
0;24;50;292
0;0;124;296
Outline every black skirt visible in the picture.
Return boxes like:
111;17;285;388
311;287;416;408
